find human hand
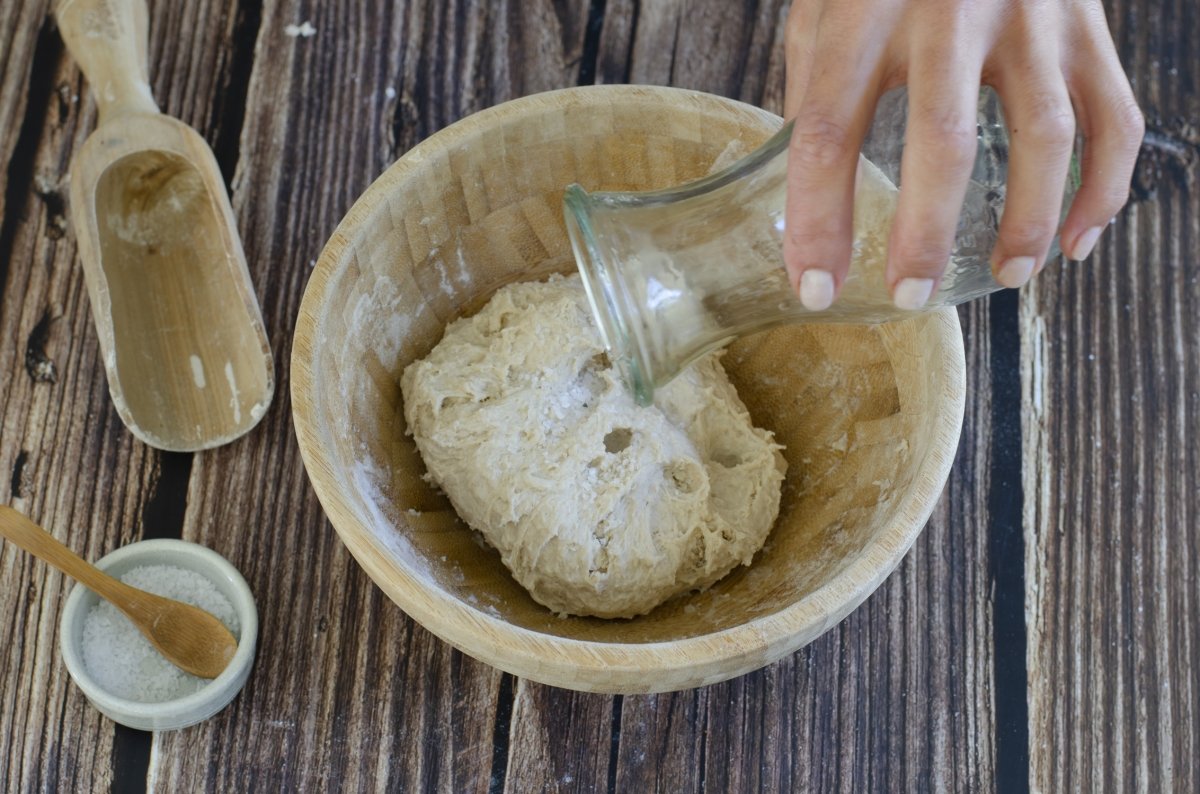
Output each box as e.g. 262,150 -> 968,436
782,0 -> 1144,311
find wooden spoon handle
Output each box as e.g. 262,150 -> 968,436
0,506 -> 135,606
56,0 -> 159,123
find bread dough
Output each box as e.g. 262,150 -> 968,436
401,275 -> 785,618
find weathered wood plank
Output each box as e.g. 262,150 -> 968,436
503,681 -> 617,792
596,0 -> 789,108
1022,1 -> 1200,790
391,0 -> 594,156
0,0 -> 258,789
1,0 -> 1192,791
590,4 -> 999,792
603,299 -> 998,794
149,0 -> 592,789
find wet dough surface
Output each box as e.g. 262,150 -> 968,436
401,276 -> 785,618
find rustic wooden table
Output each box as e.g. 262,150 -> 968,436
1,1 -> 1196,791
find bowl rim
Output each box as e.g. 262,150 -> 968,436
58,538 -> 259,728
291,84 -> 967,693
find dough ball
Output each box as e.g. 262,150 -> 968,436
401,275 -> 786,618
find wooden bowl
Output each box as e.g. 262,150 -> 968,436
292,86 -> 966,693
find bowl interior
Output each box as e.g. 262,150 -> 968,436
300,87 -> 961,647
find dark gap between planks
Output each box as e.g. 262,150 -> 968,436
576,0 -> 608,86
487,673 -> 516,794
987,288 -> 1032,794
110,727 -> 151,794
0,16 -> 61,313
138,452 -> 193,541
9,450 -> 30,498
210,0 -> 265,190
605,695 -> 623,794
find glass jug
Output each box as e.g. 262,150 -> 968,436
564,88 -> 1079,406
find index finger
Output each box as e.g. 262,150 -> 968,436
783,30 -> 890,309
886,41 -> 984,308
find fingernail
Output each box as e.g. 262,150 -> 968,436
893,278 -> 935,311
1068,226 -> 1102,261
799,269 -> 835,311
995,256 -> 1036,288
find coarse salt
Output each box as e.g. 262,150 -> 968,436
81,565 -> 240,703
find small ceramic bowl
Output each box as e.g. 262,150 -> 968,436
59,539 -> 258,731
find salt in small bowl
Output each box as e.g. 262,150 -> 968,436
59,539 -> 257,731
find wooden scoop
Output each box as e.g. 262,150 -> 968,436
0,506 -> 236,679
58,0 -> 273,451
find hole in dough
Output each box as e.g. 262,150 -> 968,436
437,395 -> 470,411
712,451 -> 744,468
603,427 -> 633,453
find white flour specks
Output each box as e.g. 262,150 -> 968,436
189,355 -> 206,388
250,400 -> 268,423
347,275 -> 421,371
284,21 -> 316,37
1030,314 -> 1046,416
433,258 -> 455,296
224,361 -> 242,424
351,459 -> 431,578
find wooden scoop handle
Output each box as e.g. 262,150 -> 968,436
0,506 -> 141,613
57,0 -> 159,123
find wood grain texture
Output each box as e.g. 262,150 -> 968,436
0,4 -> 161,791
504,681 -> 617,791
151,0 -> 592,789
1022,0 -> 1200,791
0,0 -> 57,225
499,3 -> 996,789
0,0 -> 1194,790
598,298 -> 998,794
0,0 -> 995,790
596,0 -> 789,104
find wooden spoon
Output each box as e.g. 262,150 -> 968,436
57,0 -> 273,452
0,506 -> 236,679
